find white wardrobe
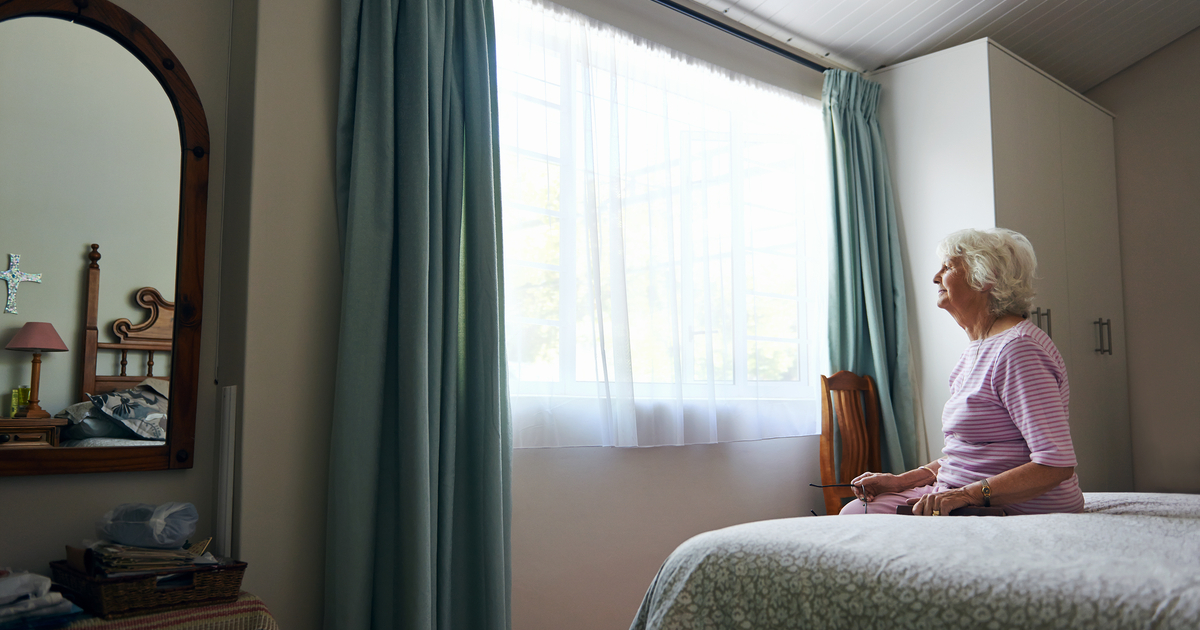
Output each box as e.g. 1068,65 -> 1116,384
870,39 -> 1133,491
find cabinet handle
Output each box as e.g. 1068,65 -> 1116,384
1094,318 -> 1113,355
1033,307 -> 1053,339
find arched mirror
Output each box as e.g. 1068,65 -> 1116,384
0,0 -> 207,475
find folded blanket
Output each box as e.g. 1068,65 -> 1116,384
0,573 -> 49,607
0,592 -> 63,620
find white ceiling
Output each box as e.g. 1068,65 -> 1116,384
685,0 -> 1200,92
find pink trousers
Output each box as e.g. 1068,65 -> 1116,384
838,484 -> 937,515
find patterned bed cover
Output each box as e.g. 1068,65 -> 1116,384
630,493 -> 1200,629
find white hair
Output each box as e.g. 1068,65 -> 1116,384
936,228 -> 1038,317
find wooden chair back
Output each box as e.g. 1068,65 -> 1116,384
819,371 -> 882,515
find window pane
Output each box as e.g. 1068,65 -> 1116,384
504,209 -> 560,266
749,340 -> 799,381
574,247 -> 609,383
692,328 -> 733,383
745,206 -> 796,251
509,265 -> 559,320
748,250 -> 798,297
626,263 -> 678,384
516,101 -> 560,158
508,323 -> 560,382
503,154 -> 560,212
575,319 -> 599,382
748,295 -> 799,339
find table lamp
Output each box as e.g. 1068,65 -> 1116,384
6,322 -> 68,419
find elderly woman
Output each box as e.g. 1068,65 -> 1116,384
842,228 -> 1083,516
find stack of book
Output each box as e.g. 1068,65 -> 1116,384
69,538 -> 211,577
91,544 -> 197,575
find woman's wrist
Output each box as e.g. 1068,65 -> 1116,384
962,482 -> 986,506
899,466 -> 936,489
918,465 -> 938,482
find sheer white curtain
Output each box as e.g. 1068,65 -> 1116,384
496,0 -> 829,447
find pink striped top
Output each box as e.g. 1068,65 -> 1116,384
937,319 -> 1084,514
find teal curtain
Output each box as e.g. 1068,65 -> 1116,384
823,69 -> 917,474
325,0 -> 511,629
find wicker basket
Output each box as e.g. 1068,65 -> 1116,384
50,560 -> 247,619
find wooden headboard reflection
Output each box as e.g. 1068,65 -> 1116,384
81,244 -> 174,399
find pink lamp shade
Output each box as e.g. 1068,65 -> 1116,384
6,322 -> 68,353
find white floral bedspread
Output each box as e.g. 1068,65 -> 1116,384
630,493 -> 1200,630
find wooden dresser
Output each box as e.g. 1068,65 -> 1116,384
0,417 -> 66,448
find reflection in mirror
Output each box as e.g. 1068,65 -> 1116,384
0,17 -> 179,444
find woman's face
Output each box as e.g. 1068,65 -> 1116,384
934,256 -> 987,316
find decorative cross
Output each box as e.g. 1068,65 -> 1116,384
0,254 -> 42,314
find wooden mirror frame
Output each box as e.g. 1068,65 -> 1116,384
0,0 -> 207,475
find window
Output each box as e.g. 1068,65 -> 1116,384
497,0 -> 829,447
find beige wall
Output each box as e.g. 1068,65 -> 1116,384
221,1 -> 340,630
1085,28 -> 1200,493
0,0 -> 230,576
514,438 -> 824,630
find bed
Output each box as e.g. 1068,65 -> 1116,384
630,493 -> 1200,629
58,244 -> 173,447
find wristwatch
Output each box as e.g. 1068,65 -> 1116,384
981,478 -> 992,507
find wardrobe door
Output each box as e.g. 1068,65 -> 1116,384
1058,90 -> 1134,491
987,47 -> 1073,353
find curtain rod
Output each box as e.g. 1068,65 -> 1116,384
649,0 -> 829,73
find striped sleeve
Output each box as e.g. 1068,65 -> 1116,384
990,337 -> 1077,468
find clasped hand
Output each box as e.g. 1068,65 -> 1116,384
849,471 -> 978,516
906,487 -> 975,516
